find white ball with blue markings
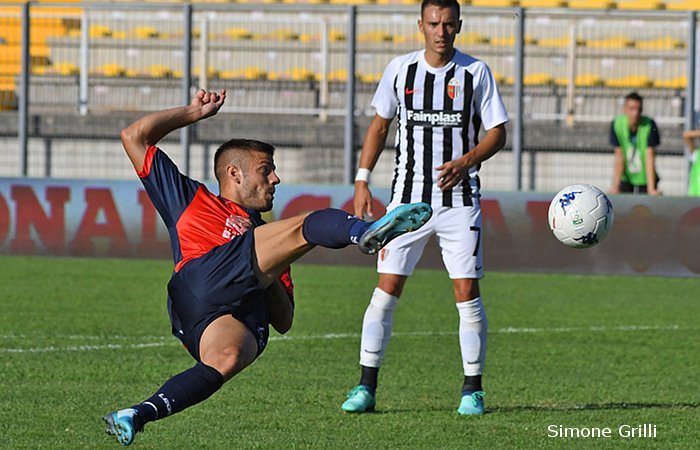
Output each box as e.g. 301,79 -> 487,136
548,184 -> 614,248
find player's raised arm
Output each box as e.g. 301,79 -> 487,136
354,114 -> 393,218
120,89 -> 226,172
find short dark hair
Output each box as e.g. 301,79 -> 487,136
421,0 -> 461,17
214,138 -> 275,182
625,92 -> 643,105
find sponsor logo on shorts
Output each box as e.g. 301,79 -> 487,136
406,109 -> 465,128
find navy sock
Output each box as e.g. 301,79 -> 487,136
133,362 -> 224,423
359,365 -> 379,394
302,208 -> 370,249
462,375 -> 483,394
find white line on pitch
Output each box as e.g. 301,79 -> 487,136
0,324 -> 690,354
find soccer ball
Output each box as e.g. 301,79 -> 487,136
548,184 -> 614,248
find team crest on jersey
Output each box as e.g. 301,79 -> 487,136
447,77 -> 461,100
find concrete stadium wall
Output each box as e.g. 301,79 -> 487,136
0,178 -> 699,277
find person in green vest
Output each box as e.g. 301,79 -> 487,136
609,92 -> 661,195
682,129 -> 700,196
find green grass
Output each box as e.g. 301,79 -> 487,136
0,255 -> 698,449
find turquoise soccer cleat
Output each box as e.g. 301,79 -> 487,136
457,391 -> 485,416
341,385 -> 376,413
358,202 -> 433,255
103,408 -> 143,446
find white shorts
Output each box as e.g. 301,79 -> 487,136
377,200 -> 484,279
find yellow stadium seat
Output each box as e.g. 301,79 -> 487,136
329,29 -> 346,42
0,64 -> 22,75
605,75 -> 653,88
268,29 -> 300,41
636,36 -> 684,50
89,24 -> 112,39
454,31 -> 490,45
665,1 -> 700,11
616,0 -> 664,8
93,63 -> 126,77
490,34 -> 537,46
471,0 -> 520,6
520,0 -> 568,6
192,66 -> 221,79
52,62 -> 79,76
537,36 -> 586,47
358,31 -> 394,43
220,66 -> 268,80
146,65 -> 173,78
586,36 -> 634,49
328,69 -> 348,82
359,72 -> 382,83
132,26 -> 161,39
223,27 -> 255,40
492,71 -> 507,85
654,76 -> 686,89
524,72 -> 554,86
569,0 -> 616,7
555,73 -> 604,87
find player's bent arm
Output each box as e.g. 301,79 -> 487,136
121,89 -> 226,173
610,147 -> 624,193
646,147 -> 660,195
354,114 -> 393,217
436,123 -> 506,190
264,281 -> 294,334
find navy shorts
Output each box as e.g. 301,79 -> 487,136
166,231 -> 270,361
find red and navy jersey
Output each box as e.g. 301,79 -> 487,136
138,145 -> 293,299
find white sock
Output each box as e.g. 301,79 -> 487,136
456,297 -> 488,376
359,288 -> 399,368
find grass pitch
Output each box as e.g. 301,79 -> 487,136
0,255 -> 698,449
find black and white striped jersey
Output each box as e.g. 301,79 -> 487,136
372,49 -> 508,207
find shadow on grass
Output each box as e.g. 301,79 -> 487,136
489,402 -> 699,414
359,402 -> 698,415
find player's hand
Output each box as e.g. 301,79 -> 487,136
436,157 -> 468,190
354,181 -> 374,219
191,88 -> 226,119
648,188 -> 662,196
609,185 -> 620,195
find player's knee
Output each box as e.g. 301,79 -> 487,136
377,276 -> 406,298
454,279 -> 480,302
203,346 -> 248,380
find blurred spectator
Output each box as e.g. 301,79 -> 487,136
609,92 -> 661,195
682,129 -> 700,197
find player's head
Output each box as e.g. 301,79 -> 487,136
214,138 -> 280,212
623,92 -> 643,128
419,0 -> 462,58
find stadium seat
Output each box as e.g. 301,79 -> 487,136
470,0 -> 520,6
283,67 -> 316,81
555,73 -> 604,87
665,1 -> 700,11
586,36 -> 634,48
523,72 -> 554,85
92,63 -> 127,77
358,31 -> 394,43
146,65 -> 173,78
89,24 -> 113,39
490,34 -> 538,46
223,27 -> 255,40
51,62 -> 79,76
520,0 -> 569,7
267,29 -> 300,41
220,66 -> 268,80
542,36 -> 587,47
653,76 -> 686,89
605,74 -> 653,88
454,31 -> 490,45
132,26 -> 161,40
568,0 -> 616,7
616,0 -> 664,8
636,36 -> 685,50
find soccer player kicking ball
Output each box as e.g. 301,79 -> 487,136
341,0 -> 508,416
102,88 -> 432,446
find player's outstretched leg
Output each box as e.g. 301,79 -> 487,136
358,203 -> 432,255
253,203 -> 432,287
